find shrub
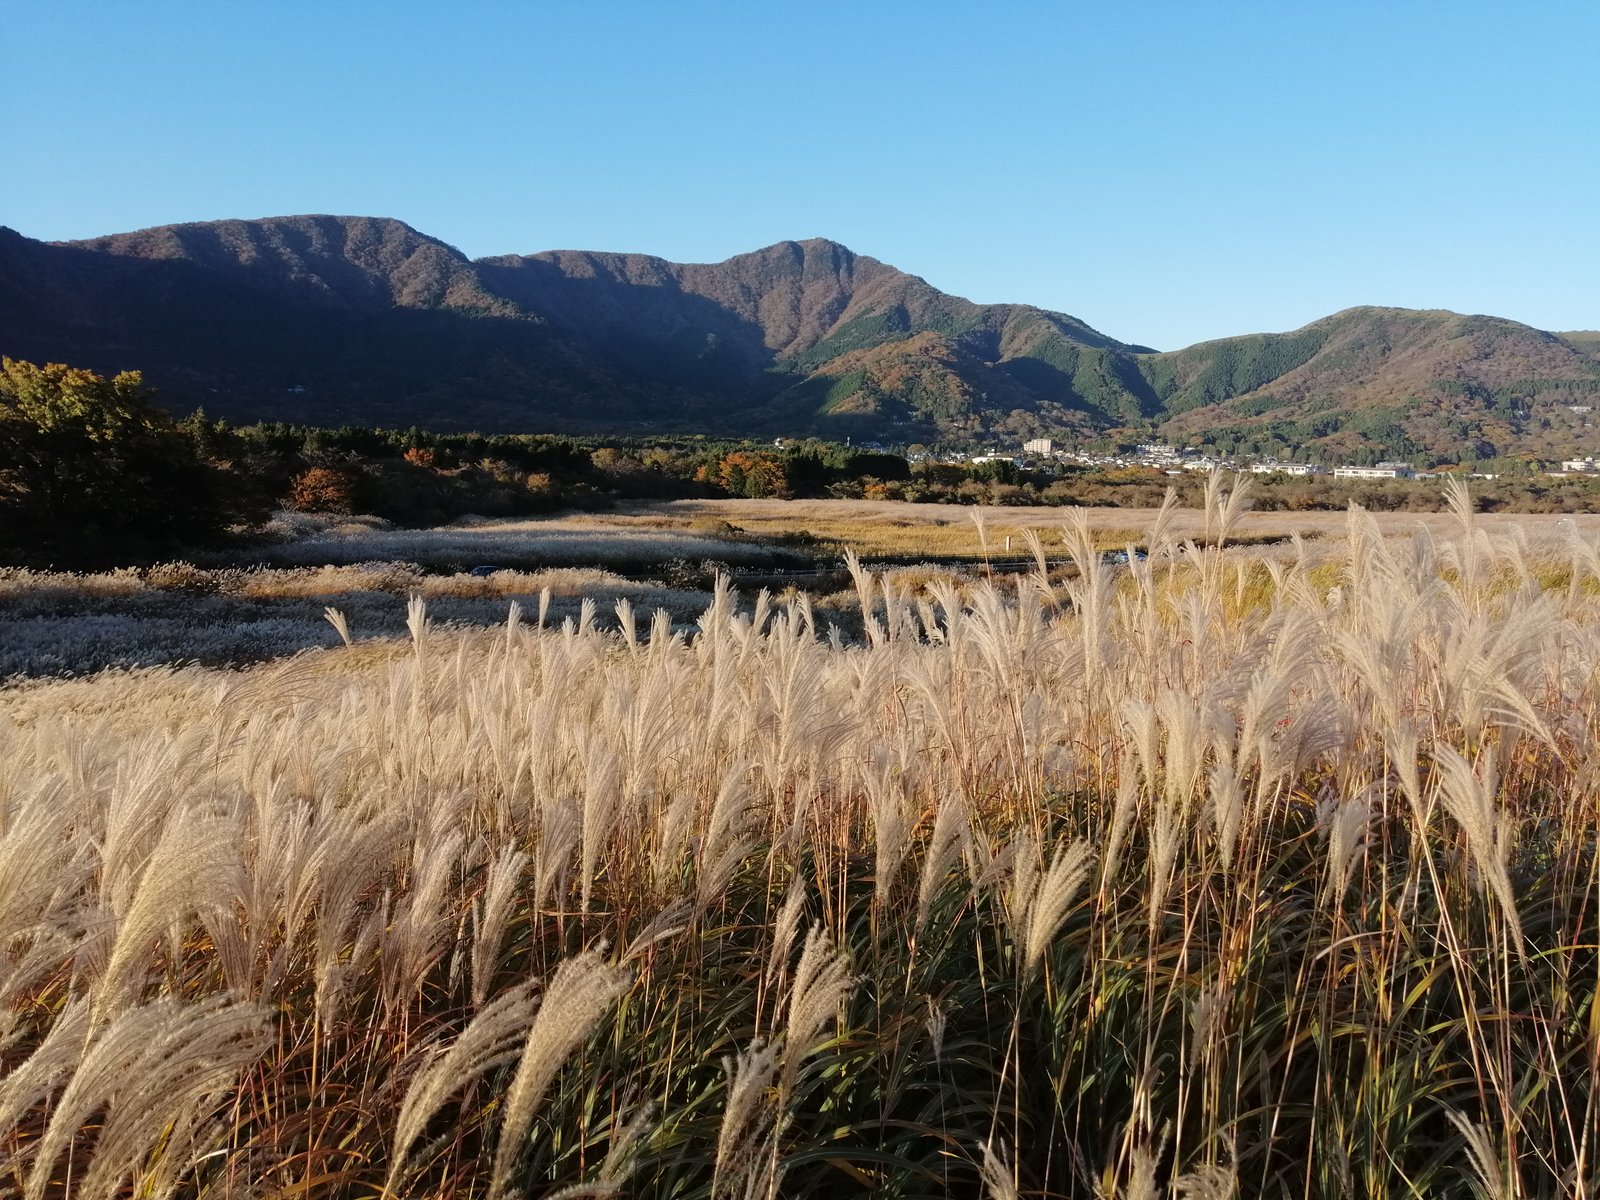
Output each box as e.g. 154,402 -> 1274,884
287,465 -> 362,513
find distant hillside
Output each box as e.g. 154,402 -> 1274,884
472,237 -> 1159,438
1145,308 -> 1600,462
2,215 -> 1596,460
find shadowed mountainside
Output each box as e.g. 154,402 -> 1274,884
2,215 -> 1596,453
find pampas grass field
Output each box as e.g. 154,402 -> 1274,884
3,480 -> 1600,1197
0,562 -> 714,679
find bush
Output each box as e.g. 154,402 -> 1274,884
287,466 -> 363,513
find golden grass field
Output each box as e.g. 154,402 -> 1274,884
14,489 -> 1576,679
630,494 -> 1600,555
4,482 -> 1600,1196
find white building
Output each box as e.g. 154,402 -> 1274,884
1333,462 -> 1415,479
1561,457 -> 1599,473
1023,437 -> 1054,455
1250,460 -> 1326,476
1136,443 -> 1182,462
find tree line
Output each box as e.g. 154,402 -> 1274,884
7,357 -> 1600,568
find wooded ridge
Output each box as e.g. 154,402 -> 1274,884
3,215 -> 1595,458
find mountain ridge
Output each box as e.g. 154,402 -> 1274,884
3,215 -> 1597,461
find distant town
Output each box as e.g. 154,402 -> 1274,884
873,436 -> 1600,482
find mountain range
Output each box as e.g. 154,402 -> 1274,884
2,214 -> 1597,460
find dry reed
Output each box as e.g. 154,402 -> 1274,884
2,485 -> 1599,1195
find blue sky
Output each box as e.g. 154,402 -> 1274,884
3,1 -> 1596,349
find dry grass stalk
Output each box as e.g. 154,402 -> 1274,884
3,495 -> 1599,1195
491,949 -> 633,1199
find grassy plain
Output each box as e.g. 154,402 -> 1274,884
7,495 -> 1600,678
3,483 -> 1600,1196
641,495 -> 1600,556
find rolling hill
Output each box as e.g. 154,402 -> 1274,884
2,215 -> 1596,460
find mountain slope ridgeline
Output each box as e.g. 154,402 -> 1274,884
1,215 -> 1596,458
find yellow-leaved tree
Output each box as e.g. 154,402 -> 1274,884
0,358 -> 261,564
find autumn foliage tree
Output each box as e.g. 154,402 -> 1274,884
715,451 -> 789,498
0,358 -> 262,563
287,465 -> 362,513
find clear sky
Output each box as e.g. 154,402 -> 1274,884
3,1 -> 1597,350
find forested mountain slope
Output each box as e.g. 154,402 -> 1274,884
2,216 -> 1595,457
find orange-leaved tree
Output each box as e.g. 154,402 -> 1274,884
716,451 -> 789,499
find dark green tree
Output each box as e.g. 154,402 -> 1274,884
0,358 -> 263,563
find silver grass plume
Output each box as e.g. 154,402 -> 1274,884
765,869 -> 808,988
1023,526 -> 1051,594
0,783 -> 84,946
1434,745 -> 1526,957
697,765 -> 760,914
778,926 -> 853,1102
505,598 -> 523,652
1146,486 -> 1181,560
711,1038 -> 782,1199
649,605 -> 675,657
0,926 -> 84,1051
541,1098 -> 657,1200
980,1139 -> 1021,1200
1202,469 -> 1227,546
1097,1144 -> 1163,1200
406,592 -> 428,651
381,825 -> 465,1015
313,810 -> 404,1026
1203,469 -> 1254,549
388,982 -> 540,1195
1322,792 -> 1370,908
1128,1145 -> 1162,1200
1173,1162 -> 1238,1199
622,901 -> 691,963
1386,718 -> 1424,820
1446,1110 -> 1515,1200
1148,800 -> 1182,934
1121,698 -> 1162,796
969,505 -> 991,564
865,751 -> 913,912
76,1006 -> 262,1200
915,790 -> 969,935
844,548 -> 883,647
579,741 -> 622,913
652,785 -> 697,896
615,596 -> 638,651
925,994 -> 948,1064
1208,762 -> 1244,865
1444,477 -> 1483,595
1022,840 -> 1094,978
1005,830 -> 1040,947
491,948 -> 634,1200
0,997 -> 92,1139
1156,690 -> 1207,813
94,814 -> 243,1021
1100,768 -> 1141,899
472,847 -> 529,1009
24,996 -> 268,1200
323,605 -> 352,646
534,793 -> 581,913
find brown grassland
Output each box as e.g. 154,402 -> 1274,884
3,481 -> 1600,1197
635,495 -> 1600,558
